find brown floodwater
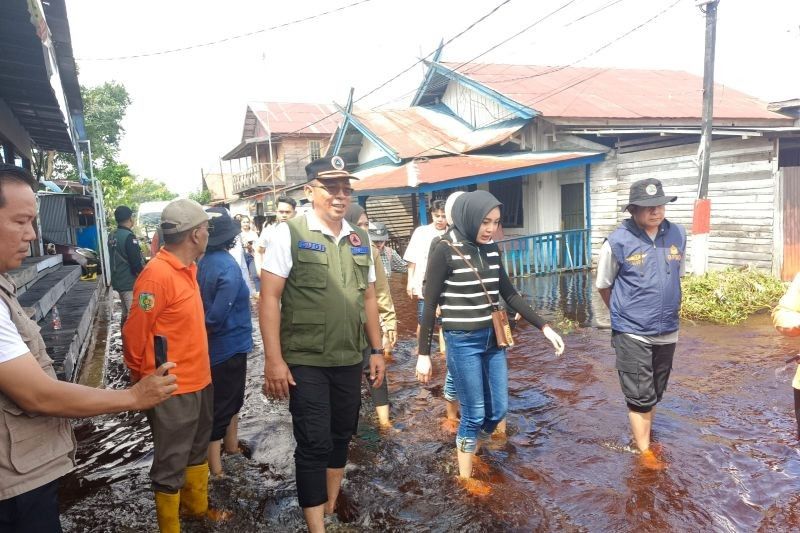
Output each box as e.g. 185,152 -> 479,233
60,273 -> 800,532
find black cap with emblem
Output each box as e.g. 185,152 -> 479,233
305,156 -> 359,182
623,178 -> 677,212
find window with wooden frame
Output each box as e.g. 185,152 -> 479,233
489,178 -> 524,228
308,140 -> 322,161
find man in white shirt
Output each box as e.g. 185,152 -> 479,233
259,156 -> 384,533
255,196 -> 296,273
404,200 -> 448,352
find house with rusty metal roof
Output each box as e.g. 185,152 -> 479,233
330,53 -> 800,278
221,102 -> 340,219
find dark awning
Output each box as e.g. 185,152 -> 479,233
0,0 -> 83,153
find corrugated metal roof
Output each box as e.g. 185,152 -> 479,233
442,62 -> 789,123
350,105 -> 526,159
352,151 -> 600,193
249,102 -> 340,135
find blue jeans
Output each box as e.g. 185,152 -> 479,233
445,327 -> 508,453
443,369 -> 457,402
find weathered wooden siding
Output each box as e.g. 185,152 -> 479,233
610,137 -> 776,271
279,137 -> 330,185
442,81 -> 509,129
365,195 -> 415,254
781,166 -> 800,280
551,135 -> 618,262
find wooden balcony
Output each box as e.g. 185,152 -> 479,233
232,163 -> 284,195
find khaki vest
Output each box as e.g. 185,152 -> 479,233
280,216 -> 370,367
0,274 -> 75,500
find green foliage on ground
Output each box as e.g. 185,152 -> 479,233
680,267 -> 786,325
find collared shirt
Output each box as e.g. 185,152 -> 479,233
263,211 -> 376,282
404,223 -> 445,297
123,249 -> 211,394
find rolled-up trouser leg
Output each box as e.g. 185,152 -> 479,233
289,365 -> 332,508
329,363 -> 363,467
289,363 -> 361,507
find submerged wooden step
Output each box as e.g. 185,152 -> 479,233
39,279 -> 102,381
18,264 -> 81,323
7,255 -> 63,296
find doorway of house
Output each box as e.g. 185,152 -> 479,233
561,183 -> 584,230
560,183 -> 585,268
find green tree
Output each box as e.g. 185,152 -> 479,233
188,188 -> 212,205
35,82 -> 132,182
102,168 -> 176,227
31,81 -> 177,226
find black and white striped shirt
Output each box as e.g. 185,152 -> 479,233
418,230 -> 547,356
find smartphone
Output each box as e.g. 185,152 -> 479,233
154,335 -> 168,373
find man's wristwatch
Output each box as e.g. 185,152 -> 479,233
370,348 -> 383,355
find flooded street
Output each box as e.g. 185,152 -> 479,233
61,273 -> 800,532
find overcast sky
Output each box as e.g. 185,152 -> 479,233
66,0 -> 800,196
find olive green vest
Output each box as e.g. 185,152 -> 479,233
0,274 -> 75,500
280,216 -> 371,367
109,226 -> 139,292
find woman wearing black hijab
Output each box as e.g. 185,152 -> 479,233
415,191 -> 565,489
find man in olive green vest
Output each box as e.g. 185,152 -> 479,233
259,156 -> 385,533
0,164 -> 176,532
109,205 -> 145,323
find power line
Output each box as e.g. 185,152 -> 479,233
355,0 -> 514,103
372,0 -> 629,109
226,0 -> 516,171
400,0 -> 684,160
77,0 -> 377,61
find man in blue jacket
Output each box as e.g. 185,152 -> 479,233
596,178 -> 686,470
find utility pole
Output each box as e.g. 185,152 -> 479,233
691,0 -> 719,276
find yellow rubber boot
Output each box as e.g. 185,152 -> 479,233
154,491 -> 181,533
180,462 -> 209,518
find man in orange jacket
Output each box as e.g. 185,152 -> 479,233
123,199 -> 224,532
772,273 -> 800,438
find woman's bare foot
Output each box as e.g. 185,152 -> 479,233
458,477 -> 492,496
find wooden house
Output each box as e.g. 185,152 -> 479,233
337,57 -> 799,277
222,102 -> 340,218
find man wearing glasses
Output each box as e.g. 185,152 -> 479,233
259,156 -> 385,532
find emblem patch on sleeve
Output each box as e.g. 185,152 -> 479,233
139,293 -> 155,312
348,232 -> 362,246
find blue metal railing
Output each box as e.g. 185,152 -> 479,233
497,229 -> 590,277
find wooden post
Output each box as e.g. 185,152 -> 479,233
692,0 -> 718,275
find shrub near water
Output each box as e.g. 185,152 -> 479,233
680,267 -> 786,325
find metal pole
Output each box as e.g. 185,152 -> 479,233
84,140 -> 111,286
691,0 -> 719,276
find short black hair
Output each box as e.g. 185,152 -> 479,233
0,164 -> 38,208
206,236 -> 237,252
431,200 -> 446,213
276,196 -> 296,209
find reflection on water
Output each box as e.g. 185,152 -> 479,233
62,272 -> 800,531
